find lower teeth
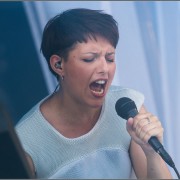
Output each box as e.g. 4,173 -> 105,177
91,88 -> 104,95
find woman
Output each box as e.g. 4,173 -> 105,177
16,8 -> 172,179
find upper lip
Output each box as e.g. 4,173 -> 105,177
89,79 -> 108,92
90,78 -> 108,84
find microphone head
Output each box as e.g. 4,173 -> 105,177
115,97 -> 137,120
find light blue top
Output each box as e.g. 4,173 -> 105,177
16,85 -> 144,179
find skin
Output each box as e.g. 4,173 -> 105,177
128,106 -> 172,178
27,36 -> 172,179
43,36 -> 116,138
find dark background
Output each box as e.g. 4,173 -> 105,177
0,2 -> 48,125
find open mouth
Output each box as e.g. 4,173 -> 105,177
89,79 -> 107,97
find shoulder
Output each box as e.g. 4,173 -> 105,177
107,85 -> 145,111
108,85 -> 144,99
16,95 -> 50,130
16,103 -> 40,131
15,95 -> 50,143
15,102 -> 42,150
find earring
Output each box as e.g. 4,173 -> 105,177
61,75 -> 64,81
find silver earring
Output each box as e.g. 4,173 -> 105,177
61,75 -> 64,81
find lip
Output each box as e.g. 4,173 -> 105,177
89,78 -> 108,98
90,78 -> 108,85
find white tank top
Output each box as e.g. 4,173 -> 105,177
16,85 -> 144,179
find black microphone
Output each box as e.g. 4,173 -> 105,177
115,97 -> 175,168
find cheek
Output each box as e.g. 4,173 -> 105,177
66,65 -> 91,84
110,64 -> 116,78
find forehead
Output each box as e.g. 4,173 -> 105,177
71,36 -> 115,54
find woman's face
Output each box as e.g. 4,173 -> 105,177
62,36 -> 116,108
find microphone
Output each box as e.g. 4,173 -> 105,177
115,97 -> 175,168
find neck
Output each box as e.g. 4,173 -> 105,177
55,90 -> 102,126
43,90 -> 102,138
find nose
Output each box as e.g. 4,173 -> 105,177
97,58 -> 108,74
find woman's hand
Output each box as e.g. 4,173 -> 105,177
126,112 -> 164,154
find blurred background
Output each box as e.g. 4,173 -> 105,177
0,1 -> 179,178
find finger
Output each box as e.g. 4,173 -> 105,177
143,127 -> 164,144
132,113 -> 152,130
126,118 -> 144,145
126,117 -> 134,134
133,114 -> 158,131
136,119 -> 151,137
136,120 -> 161,139
140,123 -> 164,143
134,116 -> 152,135
136,116 -> 158,136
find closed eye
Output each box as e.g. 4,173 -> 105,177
105,52 -> 115,63
82,58 -> 95,63
106,59 -> 114,62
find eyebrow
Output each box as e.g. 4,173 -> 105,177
82,52 -> 98,55
82,51 -> 115,55
106,52 -> 115,56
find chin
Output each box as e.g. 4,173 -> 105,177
89,99 -> 104,109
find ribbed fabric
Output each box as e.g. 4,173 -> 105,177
16,85 -> 144,179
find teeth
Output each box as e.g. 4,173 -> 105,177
91,88 -> 104,95
95,80 -> 106,84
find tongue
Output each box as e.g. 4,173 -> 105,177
90,82 -> 102,92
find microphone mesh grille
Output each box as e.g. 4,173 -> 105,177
115,97 -> 137,119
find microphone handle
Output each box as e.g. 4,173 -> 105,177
148,137 -> 174,167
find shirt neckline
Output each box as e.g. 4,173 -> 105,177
36,94 -> 106,142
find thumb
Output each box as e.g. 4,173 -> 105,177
126,117 -> 134,135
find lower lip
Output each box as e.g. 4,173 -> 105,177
90,88 -> 105,98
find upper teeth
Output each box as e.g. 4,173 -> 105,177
95,80 -> 106,84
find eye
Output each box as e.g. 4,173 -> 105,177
82,58 -> 95,63
105,53 -> 115,63
106,58 -> 114,62
106,56 -> 115,63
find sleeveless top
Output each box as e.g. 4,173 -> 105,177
15,85 -> 144,179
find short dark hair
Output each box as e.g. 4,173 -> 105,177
41,8 -> 119,78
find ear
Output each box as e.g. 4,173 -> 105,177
50,55 -> 64,76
